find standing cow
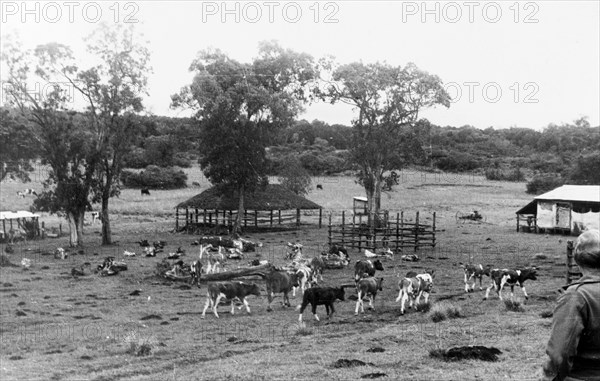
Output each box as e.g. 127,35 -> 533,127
265,270 -> 299,311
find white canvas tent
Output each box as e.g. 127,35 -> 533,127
516,185 -> 600,234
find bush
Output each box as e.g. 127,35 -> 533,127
485,167 -> 525,182
526,175 -> 564,194
121,165 -> 188,189
123,147 -> 150,169
278,157 -> 312,196
504,299 -> 525,312
434,152 -> 480,172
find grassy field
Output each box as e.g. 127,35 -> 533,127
0,168 -> 571,380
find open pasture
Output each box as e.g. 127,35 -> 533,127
0,171 -> 570,380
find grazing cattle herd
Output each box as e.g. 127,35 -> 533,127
170,238 -> 541,322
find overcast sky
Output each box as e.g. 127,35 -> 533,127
2,0 -> 599,129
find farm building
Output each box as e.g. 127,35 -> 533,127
0,210 -> 41,242
175,184 -> 323,232
516,185 -> 600,234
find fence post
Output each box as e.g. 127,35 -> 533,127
255,210 -> 259,228
328,213 -> 332,247
400,211 -> 404,249
414,211 -> 419,252
432,212 -> 436,248
395,213 -> 400,253
186,208 -> 190,234
319,208 -> 322,229
244,210 -> 247,228
203,209 -> 206,225
278,210 -> 282,225
270,210 -> 273,228
175,208 -> 179,232
341,211 -> 345,246
566,240 -> 580,285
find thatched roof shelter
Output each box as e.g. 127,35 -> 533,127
175,184 -> 323,232
177,184 -> 321,210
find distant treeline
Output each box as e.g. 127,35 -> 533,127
120,115 -> 599,185
4,107 -> 598,190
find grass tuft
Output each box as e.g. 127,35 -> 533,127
123,330 -> 158,356
416,300 -> 431,313
428,301 -> 462,322
504,298 -> 525,312
294,322 -> 313,336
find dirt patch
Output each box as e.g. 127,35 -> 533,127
332,359 -> 374,368
361,372 -> 387,379
141,314 -> 163,320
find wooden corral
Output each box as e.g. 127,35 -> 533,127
328,211 -> 436,252
175,184 -> 323,233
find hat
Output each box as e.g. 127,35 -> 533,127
574,229 -> 600,269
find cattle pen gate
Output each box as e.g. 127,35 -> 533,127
327,211 -> 436,252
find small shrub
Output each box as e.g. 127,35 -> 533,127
123,330 -> 157,356
485,167 -> 525,182
504,298 -> 525,312
294,322 -> 313,336
416,300 -> 431,313
428,301 -> 462,322
429,310 -> 446,323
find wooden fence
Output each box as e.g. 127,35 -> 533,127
328,211 -> 436,252
176,208 -> 323,233
566,240 -> 582,285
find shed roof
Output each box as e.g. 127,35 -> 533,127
534,185 -> 600,203
0,211 -> 40,220
176,184 -> 322,211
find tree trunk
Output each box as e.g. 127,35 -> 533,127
233,184 -> 245,235
101,192 -> 111,245
67,210 -> 84,247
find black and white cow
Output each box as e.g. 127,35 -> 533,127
297,286 -> 346,322
265,270 -> 299,311
396,270 -> 435,315
355,277 -> 384,315
285,242 -> 303,261
484,267 -> 538,300
293,264 -> 315,296
461,264 -> 493,292
16,189 -> 37,198
201,281 -> 261,319
354,259 -> 384,282
190,260 -> 203,285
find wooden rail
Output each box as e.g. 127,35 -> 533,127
328,211 -> 436,252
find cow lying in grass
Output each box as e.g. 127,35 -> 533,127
297,286 -> 347,322
461,264 -> 493,292
484,267 -> 538,301
201,281 -> 261,319
355,277 -> 384,315
396,270 -> 435,315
